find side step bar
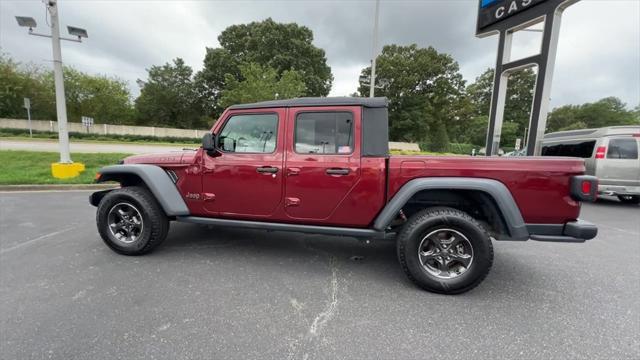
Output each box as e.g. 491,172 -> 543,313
175,216 -> 387,239
528,235 -> 587,243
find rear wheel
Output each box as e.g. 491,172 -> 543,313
396,207 -> 493,294
96,186 -> 169,255
618,195 -> 640,204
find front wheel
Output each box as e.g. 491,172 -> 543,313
618,195 -> 640,204
96,186 -> 169,255
396,207 -> 494,294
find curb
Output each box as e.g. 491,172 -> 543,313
0,184 -> 119,192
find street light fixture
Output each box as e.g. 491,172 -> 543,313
15,0 -> 88,179
15,16 -> 37,29
67,26 -> 88,40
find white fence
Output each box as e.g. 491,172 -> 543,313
0,118 -> 421,151
0,118 -> 209,139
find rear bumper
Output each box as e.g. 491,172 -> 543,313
527,219 -> 598,243
598,184 -> 640,196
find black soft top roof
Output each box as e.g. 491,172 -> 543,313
228,97 -> 388,110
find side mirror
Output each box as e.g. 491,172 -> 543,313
202,133 -> 222,157
202,133 -> 215,151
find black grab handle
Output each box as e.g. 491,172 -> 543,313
256,166 -> 279,174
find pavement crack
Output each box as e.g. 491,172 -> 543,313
309,257 -> 339,336
288,255 -> 341,360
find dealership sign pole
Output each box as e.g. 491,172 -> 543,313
476,0 -> 579,156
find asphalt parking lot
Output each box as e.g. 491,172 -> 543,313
1,191 -> 638,360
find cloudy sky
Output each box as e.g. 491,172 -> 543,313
1,0 -> 639,110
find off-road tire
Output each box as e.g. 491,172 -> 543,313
96,186 -> 169,255
396,207 -> 493,294
618,195 -> 640,204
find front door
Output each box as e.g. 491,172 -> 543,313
284,107 -> 361,221
202,110 -> 285,218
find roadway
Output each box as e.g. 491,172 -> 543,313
0,192 -> 638,359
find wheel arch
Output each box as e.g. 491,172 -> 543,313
374,178 -> 529,240
92,164 -> 189,216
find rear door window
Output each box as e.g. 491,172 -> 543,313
295,112 -> 354,154
607,138 -> 638,159
541,140 -> 596,158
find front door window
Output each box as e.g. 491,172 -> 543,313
218,114 -> 278,153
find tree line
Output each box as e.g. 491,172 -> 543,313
1,18 -> 637,150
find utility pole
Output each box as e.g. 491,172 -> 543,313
49,0 -> 71,163
369,0 -> 380,98
16,0 -> 88,178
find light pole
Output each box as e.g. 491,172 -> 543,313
16,0 -> 88,178
369,0 -> 380,98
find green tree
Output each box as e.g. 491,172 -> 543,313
500,121 -> 519,149
194,48 -> 240,118
460,115 -> 489,147
1,53 -> 133,123
195,18 -> 332,118
219,63 -> 306,109
59,67 -> 134,124
429,122 -> 450,152
357,44 -> 467,144
0,54 -> 55,120
135,58 -> 206,129
466,68 -> 536,146
547,97 -> 639,132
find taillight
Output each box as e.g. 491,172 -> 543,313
571,175 -> 598,202
595,146 -> 606,159
581,180 -> 591,195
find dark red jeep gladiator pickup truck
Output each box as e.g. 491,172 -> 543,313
90,97 -> 598,294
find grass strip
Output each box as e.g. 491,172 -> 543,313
0,150 -> 130,185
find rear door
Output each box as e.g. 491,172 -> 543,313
283,107 -> 361,220
598,137 -> 640,186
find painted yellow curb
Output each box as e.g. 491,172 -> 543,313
51,162 -> 86,179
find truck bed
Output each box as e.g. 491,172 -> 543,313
387,155 -> 585,224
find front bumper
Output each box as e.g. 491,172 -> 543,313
528,219 -> 598,243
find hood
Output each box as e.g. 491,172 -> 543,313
123,150 -> 197,165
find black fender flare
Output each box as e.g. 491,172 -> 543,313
373,177 -> 529,240
93,164 -> 190,216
